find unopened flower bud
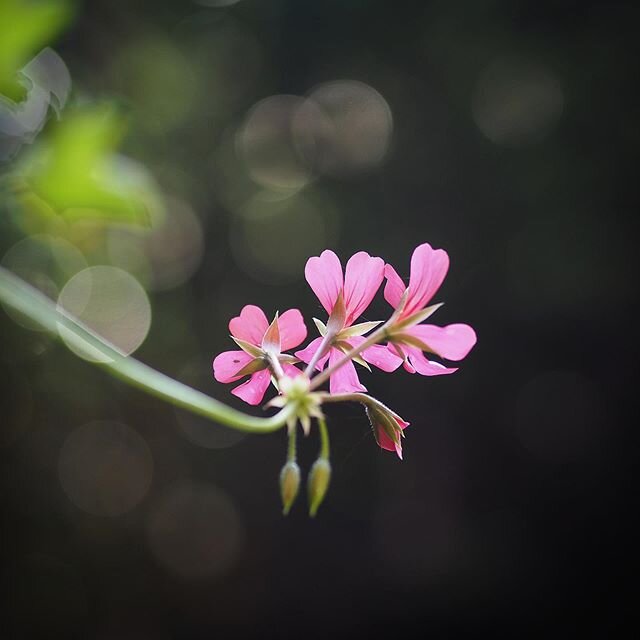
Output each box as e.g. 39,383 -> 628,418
307,458 -> 331,517
280,461 -> 301,515
365,403 -> 409,460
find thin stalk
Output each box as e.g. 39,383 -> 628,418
319,391 -> 393,414
287,423 -> 297,462
317,417 -> 330,459
0,266 -> 292,434
266,351 -> 285,381
303,331 -> 334,377
309,324 -> 390,391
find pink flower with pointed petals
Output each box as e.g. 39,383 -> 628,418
384,243 -> 477,375
213,305 -> 306,405
295,250 -> 402,394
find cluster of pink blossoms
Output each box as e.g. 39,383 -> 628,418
213,243 -> 476,462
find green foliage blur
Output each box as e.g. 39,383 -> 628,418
15,104 -> 156,227
1,0 -> 159,236
0,0 -> 73,100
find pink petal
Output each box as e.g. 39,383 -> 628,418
406,323 -> 477,361
347,336 -> 403,372
405,346 -> 458,376
231,368 -> 272,405
229,305 -> 269,346
305,250 -> 344,315
376,417 -> 409,458
282,363 -> 303,378
402,358 -> 416,373
213,350 -> 254,383
278,309 -> 307,351
387,343 -> 415,373
405,243 -> 449,316
343,252 -> 385,325
383,263 -> 406,309
328,347 -> 367,394
294,337 -> 330,372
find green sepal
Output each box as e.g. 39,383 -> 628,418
230,336 -> 263,358
389,332 -> 436,354
393,303 -> 443,330
337,320 -> 382,338
234,357 -> 268,378
313,317 -> 328,336
352,355 -> 371,372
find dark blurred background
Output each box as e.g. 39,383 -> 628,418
1,0 -> 637,637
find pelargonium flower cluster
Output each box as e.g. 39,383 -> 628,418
213,243 -> 476,515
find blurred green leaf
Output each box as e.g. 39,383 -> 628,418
15,104 -> 156,226
0,0 -> 74,100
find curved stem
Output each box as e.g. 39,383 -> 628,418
318,391 -> 392,413
0,266 -> 293,434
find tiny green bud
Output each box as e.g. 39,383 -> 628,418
280,461 -> 301,515
307,458 -> 331,517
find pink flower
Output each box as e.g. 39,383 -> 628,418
384,243 -> 477,375
295,250 -> 402,394
213,305 -> 306,405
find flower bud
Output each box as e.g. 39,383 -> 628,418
279,461 -> 301,515
307,458 -> 331,517
365,403 -> 409,460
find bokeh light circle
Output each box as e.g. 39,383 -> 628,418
174,360 -> 246,449
230,190 -> 339,284
238,94 -> 315,191
147,482 -> 244,580
107,196 -> 204,291
472,59 -> 564,146
110,35 -> 198,133
56,266 -> 152,362
299,79 -> 394,175
1,234 -> 87,331
58,421 -> 153,517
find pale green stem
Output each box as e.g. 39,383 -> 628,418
287,423 -> 297,462
303,330 -> 334,377
318,391 -> 394,414
308,292 -> 411,391
265,351 -> 285,381
0,266 -> 293,434
309,323 -> 390,391
317,416 -> 330,459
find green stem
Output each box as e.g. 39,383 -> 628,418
287,423 -> 297,462
309,324 -> 390,391
318,391 -> 398,416
317,416 -> 330,459
0,266 -> 293,434
304,330 -> 334,377
266,351 -> 285,381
